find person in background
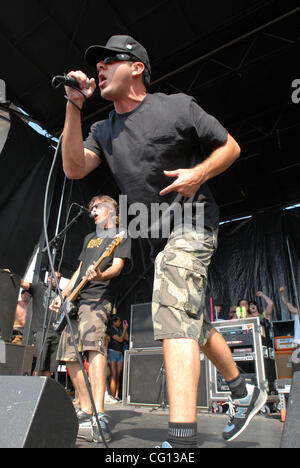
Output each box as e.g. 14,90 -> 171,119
249,291 -> 274,321
213,300 -> 227,321
12,289 -> 31,344
107,315 -> 129,401
280,286 -> 300,346
229,306 -> 238,321
248,297 -> 273,346
21,272 -> 62,377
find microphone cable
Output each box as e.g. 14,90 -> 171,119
42,135 -> 109,448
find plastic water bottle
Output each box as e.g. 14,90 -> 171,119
242,306 -> 247,319
236,307 -> 242,319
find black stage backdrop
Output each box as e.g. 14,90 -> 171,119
0,112 -> 54,278
207,208 -> 300,321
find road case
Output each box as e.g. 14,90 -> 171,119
209,318 -> 276,402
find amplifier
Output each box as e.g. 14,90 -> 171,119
275,336 -> 296,352
0,343 -> 34,376
231,352 -> 254,362
275,352 -> 293,380
123,348 -> 209,410
130,302 -> 161,349
216,323 -> 255,347
0,270 -> 20,342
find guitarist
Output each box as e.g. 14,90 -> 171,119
51,195 -> 131,444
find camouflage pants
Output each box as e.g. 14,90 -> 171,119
152,227 -> 218,346
57,298 -> 112,362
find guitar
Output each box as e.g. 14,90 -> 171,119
53,231 -> 125,333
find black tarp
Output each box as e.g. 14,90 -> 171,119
207,208 -> 300,320
0,112 -> 54,277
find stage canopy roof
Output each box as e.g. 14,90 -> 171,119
1,0 -> 300,222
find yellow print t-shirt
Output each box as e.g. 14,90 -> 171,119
87,238 -> 104,249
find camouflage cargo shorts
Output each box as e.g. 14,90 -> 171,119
152,227 -> 218,346
57,298 -> 112,362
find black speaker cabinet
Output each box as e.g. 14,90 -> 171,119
0,269 -> 20,342
123,348 -> 209,410
0,343 -> 34,376
0,377 -> 78,448
130,302 -> 161,349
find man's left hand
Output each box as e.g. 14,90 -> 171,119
86,262 -> 103,282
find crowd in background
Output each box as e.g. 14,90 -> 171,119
213,286 -> 300,345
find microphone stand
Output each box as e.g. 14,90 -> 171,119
151,362 -> 168,412
42,207 -> 88,254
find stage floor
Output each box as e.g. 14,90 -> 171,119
76,403 -> 283,449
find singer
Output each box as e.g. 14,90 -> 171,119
50,194 -> 131,444
60,35 -> 267,447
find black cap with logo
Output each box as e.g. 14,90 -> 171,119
85,35 -> 151,75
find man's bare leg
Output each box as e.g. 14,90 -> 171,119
163,338 -> 200,423
89,351 -> 107,414
67,361 -> 92,414
200,328 -> 239,381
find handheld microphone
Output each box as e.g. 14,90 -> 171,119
74,203 -> 94,218
52,75 -> 90,90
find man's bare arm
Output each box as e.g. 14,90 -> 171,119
160,134 -> 240,197
61,70 -> 101,179
280,286 -> 299,315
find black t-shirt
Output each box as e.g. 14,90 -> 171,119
27,282 -> 58,332
75,228 -> 131,301
84,93 -> 228,239
107,325 -> 124,353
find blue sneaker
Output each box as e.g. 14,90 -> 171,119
156,441 -> 172,448
92,414 -> 112,443
223,384 -> 268,442
76,409 -> 92,422
77,413 -> 111,443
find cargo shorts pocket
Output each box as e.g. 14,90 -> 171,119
158,253 -> 206,318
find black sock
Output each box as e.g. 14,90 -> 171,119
226,374 -> 247,400
168,422 -> 198,448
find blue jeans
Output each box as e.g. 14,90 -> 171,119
108,348 -> 124,363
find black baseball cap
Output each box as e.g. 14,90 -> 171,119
84,35 -> 151,75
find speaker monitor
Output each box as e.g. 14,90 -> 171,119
0,270 -> 20,342
123,349 -> 209,409
130,302 -> 161,349
0,377 -> 78,448
0,343 -> 34,376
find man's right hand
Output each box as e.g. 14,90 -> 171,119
50,295 -> 62,314
65,70 -> 97,109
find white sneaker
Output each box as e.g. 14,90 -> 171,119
104,392 -> 119,404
